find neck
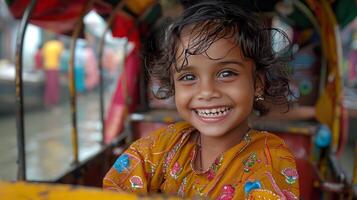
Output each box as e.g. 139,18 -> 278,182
198,121 -> 250,170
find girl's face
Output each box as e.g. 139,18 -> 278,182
174,36 -> 257,138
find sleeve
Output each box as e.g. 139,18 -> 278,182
259,139 -> 300,200
102,147 -> 149,194
244,135 -> 300,200
103,124 -> 179,194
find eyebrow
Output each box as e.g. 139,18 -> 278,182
175,59 -> 246,74
216,60 -> 245,68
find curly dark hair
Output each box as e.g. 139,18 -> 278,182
145,0 -> 293,115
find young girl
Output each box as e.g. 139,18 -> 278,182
103,1 -> 299,199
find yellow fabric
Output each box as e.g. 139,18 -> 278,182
103,122 -> 299,199
42,40 -> 64,70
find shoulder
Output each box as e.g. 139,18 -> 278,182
249,130 -> 296,165
249,130 -> 294,158
250,130 -> 286,147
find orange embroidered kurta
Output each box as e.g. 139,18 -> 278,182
103,122 -> 299,199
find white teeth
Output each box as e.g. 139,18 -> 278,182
195,107 -> 231,117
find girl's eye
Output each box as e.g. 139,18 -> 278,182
178,74 -> 196,81
217,70 -> 237,78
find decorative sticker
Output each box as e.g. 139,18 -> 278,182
114,154 -> 130,173
218,185 -> 235,200
170,161 -> 183,179
130,176 -> 143,189
281,168 -> 298,184
244,180 -> 262,195
243,152 -> 259,173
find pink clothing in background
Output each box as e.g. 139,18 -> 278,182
84,47 -> 99,91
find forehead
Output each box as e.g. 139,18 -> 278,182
177,33 -> 245,62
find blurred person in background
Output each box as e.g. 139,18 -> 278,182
84,44 -> 99,92
42,36 -> 63,107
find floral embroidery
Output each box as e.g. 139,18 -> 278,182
162,131 -> 190,176
170,161 -> 182,179
244,180 -> 262,195
212,155 -> 224,171
178,177 -> 188,197
281,168 -> 298,184
243,152 -> 258,173
193,179 -> 206,197
145,162 -> 156,179
282,189 -> 299,200
130,176 -> 143,189
206,170 -> 215,180
163,143 -> 179,175
144,158 -> 156,178
206,155 -> 224,180
114,154 -> 130,173
218,185 -> 235,200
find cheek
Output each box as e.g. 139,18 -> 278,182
174,84 -> 187,107
224,80 -> 255,104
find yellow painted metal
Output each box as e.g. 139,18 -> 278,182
0,181 -> 137,200
68,0 -> 94,164
353,142 -> 357,185
98,0 -> 126,145
0,181 -> 183,200
309,0 -> 344,152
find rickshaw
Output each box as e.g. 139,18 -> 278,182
1,0 -> 357,199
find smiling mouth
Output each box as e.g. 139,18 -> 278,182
194,107 -> 232,118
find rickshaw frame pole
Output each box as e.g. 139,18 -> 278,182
98,0 -> 126,145
69,0 -> 94,165
14,0 -> 38,181
353,141 -> 357,184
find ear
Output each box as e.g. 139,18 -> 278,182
254,73 -> 265,96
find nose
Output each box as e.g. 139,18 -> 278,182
197,79 -> 221,101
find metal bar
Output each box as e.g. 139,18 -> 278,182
69,0 -> 94,165
98,1 -> 126,145
353,141 -> 357,185
15,0 -> 38,181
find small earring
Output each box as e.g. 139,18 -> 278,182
255,95 -> 264,101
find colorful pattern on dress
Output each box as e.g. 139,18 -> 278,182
244,180 -> 262,195
246,189 -> 281,200
145,160 -> 156,179
130,176 -> 144,189
243,152 -> 259,173
265,172 -> 285,198
206,155 -> 224,180
282,189 -> 299,200
170,161 -> 182,179
281,167 -> 298,184
217,185 -> 235,200
177,177 -> 188,197
162,130 -> 191,176
114,154 -> 130,173
193,179 -> 206,197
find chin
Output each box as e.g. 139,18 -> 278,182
194,125 -> 230,138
